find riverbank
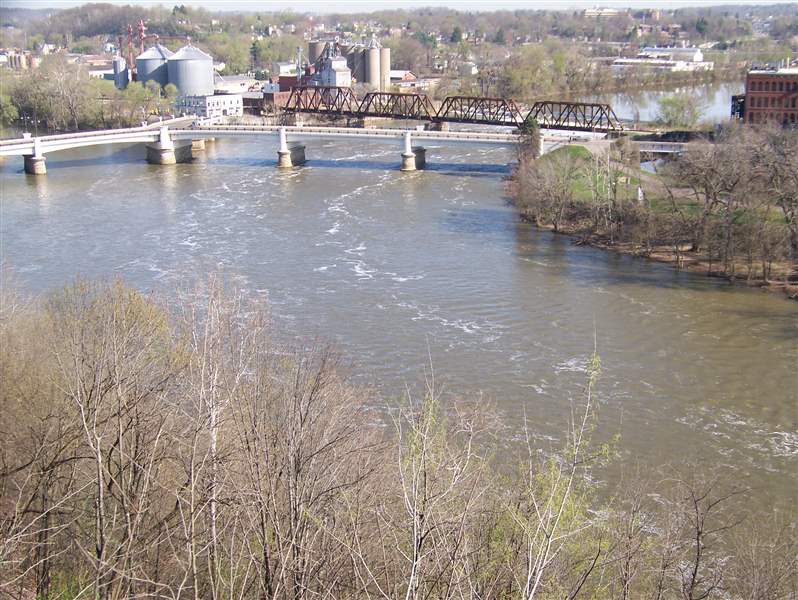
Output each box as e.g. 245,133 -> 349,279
523,217 -> 798,300
510,138 -> 798,301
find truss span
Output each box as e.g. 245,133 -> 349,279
525,101 -> 623,132
284,86 -> 359,114
436,96 -> 525,126
357,92 -> 437,120
282,87 -> 623,132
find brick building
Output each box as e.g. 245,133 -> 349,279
742,67 -> 798,126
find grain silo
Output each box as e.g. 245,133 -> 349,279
136,44 -> 173,87
167,45 -> 214,96
308,40 -> 324,65
351,46 -> 366,84
113,56 -> 129,90
365,37 -> 381,89
379,47 -> 390,92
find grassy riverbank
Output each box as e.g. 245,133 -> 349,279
510,132 -> 798,300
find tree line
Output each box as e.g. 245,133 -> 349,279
1,277 -> 796,600
511,126 -> 798,289
0,55 -> 177,132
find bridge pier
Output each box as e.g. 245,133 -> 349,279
23,137 -> 46,175
400,131 -> 426,172
426,121 -> 449,132
24,155 -> 46,175
146,126 -> 192,165
277,127 -> 306,168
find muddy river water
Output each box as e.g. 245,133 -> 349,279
1,135 -> 796,503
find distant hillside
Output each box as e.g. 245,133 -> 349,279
0,7 -> 59,28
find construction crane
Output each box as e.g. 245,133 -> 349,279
119,20 -> 190,79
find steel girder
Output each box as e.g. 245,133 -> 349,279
357,92 -> 437,120
283,88 -> 622,132
525,101 -> 623,132
435,96 -> 525,126
284,86 -> 359,114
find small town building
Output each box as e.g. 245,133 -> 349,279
739,66 -> 798,126
176,94 -> 243,118
390,70 -> 418,87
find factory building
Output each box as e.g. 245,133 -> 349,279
307,36 -> 390,91
314,44 -> 351,87
736,66 -> 798,126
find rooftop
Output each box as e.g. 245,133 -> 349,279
170,45 -> 212,62
749,67 -> 798,75
136,44 -> 173,61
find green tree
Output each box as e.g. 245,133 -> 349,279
0,93 -> 19,125
656,94 -> 705,129
493,27 -> 508,45
450,25 -> 463,43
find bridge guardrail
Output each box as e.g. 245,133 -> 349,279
184,124 -> 520,141
0,119 -> 189,147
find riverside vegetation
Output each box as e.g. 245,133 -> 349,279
510,126 -> 798,297
1,278 -> 797,600
0,55 -> 180,133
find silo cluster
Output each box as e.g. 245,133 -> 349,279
309,36 -> 390,91
136,43 -> 172,86
135,43 -> 214,96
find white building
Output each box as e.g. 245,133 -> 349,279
314,45 -> 352,87
177,94 -> 243,118
613,46 -> 713,72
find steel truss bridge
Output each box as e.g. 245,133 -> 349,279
283,87 -> 624,133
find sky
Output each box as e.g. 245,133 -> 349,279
4,0 -> 798,12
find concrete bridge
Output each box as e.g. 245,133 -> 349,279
0,122 -> 687,175
0,122 -> 542,174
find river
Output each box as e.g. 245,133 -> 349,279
587,79 -> 745,124
1,135 -> 796,504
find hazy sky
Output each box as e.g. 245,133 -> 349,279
5,0 -> 798,12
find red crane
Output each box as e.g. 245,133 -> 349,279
122,20 -> 190,79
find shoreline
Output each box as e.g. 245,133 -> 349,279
522,217 -> 798,300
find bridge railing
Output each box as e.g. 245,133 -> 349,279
0,122 -> 165,146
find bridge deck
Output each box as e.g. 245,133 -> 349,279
0,122 -> 687,160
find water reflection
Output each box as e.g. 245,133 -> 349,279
586,80 -> 746,124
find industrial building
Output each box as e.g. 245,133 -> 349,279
612,47 -> 713,72
136,43 -> 172,87
175,94 -> 243,118
116,42 -> 245,119
314,44 -> 352,87
307,36 -> 390,91
121,42 -> 215,97
735,66 -> 798,126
